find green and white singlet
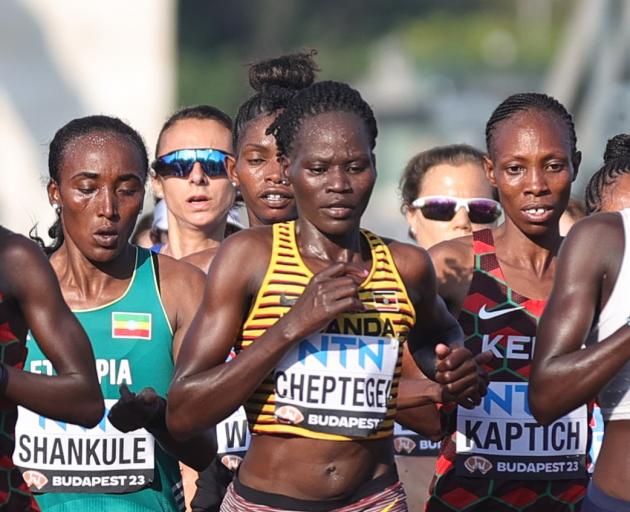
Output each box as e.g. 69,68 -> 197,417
14,248 -> 183,512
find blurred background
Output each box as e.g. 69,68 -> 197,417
2,0 -> 630,241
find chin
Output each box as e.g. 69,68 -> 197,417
87,245 -> 126,264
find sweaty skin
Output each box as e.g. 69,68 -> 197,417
530,213 -> 630,500
47,131 -> 216,470
0,227 -> 103,426
168,111 -> 487,501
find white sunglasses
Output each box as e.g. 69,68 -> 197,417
411,195 -> 502,224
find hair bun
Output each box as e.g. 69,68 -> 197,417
249,50 -> 319,94
604,133 -> 630,163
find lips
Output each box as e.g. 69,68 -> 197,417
186,194 -> 211,210
521,204 -> 554,223
259,188 -> 293,209
321,203 -> 355,219
93,227 -> 119,248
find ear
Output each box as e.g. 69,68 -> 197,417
279,155 -> 292,184
484,156 -> 498,188
226,157 -> 240,187
47,180 -> 61,206
150,171 -> 164,199
571,151 -> 582,183
371,152 -> 378,178
404,207 -> 416,233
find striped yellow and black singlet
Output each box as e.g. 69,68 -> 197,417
235,221 -> 415,441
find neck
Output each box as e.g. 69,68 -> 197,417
295,218 -> 363,264
162,211 -> 226,259
51,242 -> 136,303
496,218 -> 562,275
247,209 -> 263,228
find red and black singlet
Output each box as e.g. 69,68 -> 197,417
426,230 -> 589,512
0,292 -> 39,511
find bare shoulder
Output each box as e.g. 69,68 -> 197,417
384,238 -> 433,284
0,231 -> 49,276
568,211 -> 623,239
181,248 -> 219,273
157,252 -> 206,289
562,212 -> 624,270
210,225 -> 274,274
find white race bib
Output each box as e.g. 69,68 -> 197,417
273,333 -> 399,437
216,407 -> 250,471
455,382 -> 587,480
14,400 -> 154,493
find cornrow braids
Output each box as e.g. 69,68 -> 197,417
485,92 -> 577,158
585,160 -> 630,214
603,133 -> 630,163
234,51 -> 319,150
268,80 -> 378,158
31,115 -> 148,255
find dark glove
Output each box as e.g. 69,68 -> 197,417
107,383 -> 166,433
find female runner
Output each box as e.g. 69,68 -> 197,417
168,80 -> 488,511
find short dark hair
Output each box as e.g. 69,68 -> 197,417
399,144 -> 487,210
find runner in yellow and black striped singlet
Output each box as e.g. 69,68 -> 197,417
240,220 -> 413,441
168,80 -> 490,512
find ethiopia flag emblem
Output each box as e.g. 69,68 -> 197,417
112,312 -> 152,340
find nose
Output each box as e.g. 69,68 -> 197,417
451,205 -> 473,233
188,162 -> 208,185
264,159 -> 286,184
326,167 -> 352,193
98,188 -> 118,220
525,167 -> 550,196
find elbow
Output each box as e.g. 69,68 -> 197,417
166,411 -> 195,442
70,382 -> 105,428
80,399 -> 105,428
528,388 -> 556,426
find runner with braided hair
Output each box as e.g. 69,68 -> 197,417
426,92 -> 589,511
168,80 -> 488,512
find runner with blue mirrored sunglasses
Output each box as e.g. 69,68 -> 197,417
151,148 -> 234,178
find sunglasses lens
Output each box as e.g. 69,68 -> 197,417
200,157 -> 228,177
154,149 -> 229,178
420,199 -> 457,221
468,200 -> 502,224
155,160 -> 193,177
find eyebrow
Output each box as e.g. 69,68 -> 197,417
69,171 -> 144,181
242,143 -> 272,152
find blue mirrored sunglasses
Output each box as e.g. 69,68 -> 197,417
151,148 -> 234,178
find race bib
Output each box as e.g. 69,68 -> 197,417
455,382 -> 587,480
14,400 -> 154,493
216,407 -> 250,471
393,422 -> 440,456
274,333 -> 399,436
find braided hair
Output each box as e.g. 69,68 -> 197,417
234,51 -> 319,150
31,115 -> 149,255
585,134 -> 630,214
268,80 -> 378,158
485,92 -> 578,159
